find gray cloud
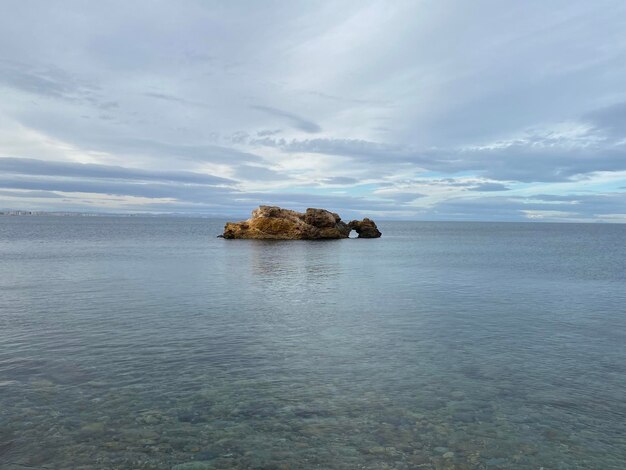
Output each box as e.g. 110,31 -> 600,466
255,136 -> 626,183
142,92 -> 208,108
256,129 -> 282,137
237,191 -> 408,217
107,139 -> 264,165
0,189 -> 63,199
320,176 -> 359,185
468,183 -> 511,192
0,174 -> 411,220
429,193 -> 626,222
250,106 -> 321,134
0,157 -> 234,185
0,175 -> 233,202
0,1 -> 625,220
303,90 -> 390,107
254,138 -> 413,163
380,192 -> 427,203
584,102 -> 626,138
0,59 -> 96,101
233,164 -> 285,182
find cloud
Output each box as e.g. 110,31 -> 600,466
428,192 -> 626,222
379,192 -> 427,203
142,92 -> 208,108
0,1 -> 625,220
233,164 -> 285,182
250,106 -> 322,133
0,174 -> 416,219
256,129 -> 282,137
0,59 -> 96,101
320,176 -> 359,185
0,175 -> 234,202
467,183 -> 510,191
107,139 -> 265,165
0,189 -> 63,199
254,132 -> 626,183
254,137 -> 415,163
237,191 -> 408,216
584,102 -> 626,138
0,157 -> 234,185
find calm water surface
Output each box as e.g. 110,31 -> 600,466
0,217 -> 625,469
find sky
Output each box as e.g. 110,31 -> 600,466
1,1 -> 626,221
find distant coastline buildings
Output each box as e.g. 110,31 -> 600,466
1,210 -> 106,216
0,210 -> 37,216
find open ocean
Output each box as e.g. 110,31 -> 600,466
0,216 -> 625,469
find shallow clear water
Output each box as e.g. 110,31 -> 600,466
0,217 -> 625,469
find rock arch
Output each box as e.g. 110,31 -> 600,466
347,218 -> 382,238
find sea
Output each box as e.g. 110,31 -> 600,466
0,216 -> 625,469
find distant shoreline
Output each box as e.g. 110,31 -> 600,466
1,211 -> 625,224
0,210 -> 225,218
1,210 -> 148,217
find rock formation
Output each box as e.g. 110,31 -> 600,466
347,218 -> 382,239
221,206 -> 382,240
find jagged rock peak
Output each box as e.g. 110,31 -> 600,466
221,206 -> 381,240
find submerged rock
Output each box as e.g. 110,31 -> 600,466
222,206 -> 382,240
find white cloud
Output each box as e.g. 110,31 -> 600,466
0,1 -> 625,220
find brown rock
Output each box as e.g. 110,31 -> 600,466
304,208 -> 338,228
348,218 -> 382,238
221,205 -> 381,240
